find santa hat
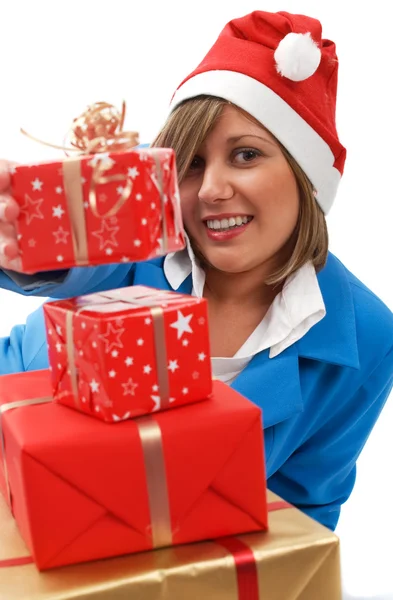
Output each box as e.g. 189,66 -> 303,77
169,11 -> 346,214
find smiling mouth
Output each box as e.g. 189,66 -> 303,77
204,216 -> 253,232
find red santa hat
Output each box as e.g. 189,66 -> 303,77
170,11 -> 346,214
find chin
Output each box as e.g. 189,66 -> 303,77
203,254 -> 251,275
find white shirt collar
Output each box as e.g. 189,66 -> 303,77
164,235 -> 326,359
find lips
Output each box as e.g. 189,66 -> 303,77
204,215 -> 253,231
203,216 -> 253,242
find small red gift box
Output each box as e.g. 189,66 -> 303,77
43,285 -> 213,422
0,370 -> 267,570
10,147 -> 185,273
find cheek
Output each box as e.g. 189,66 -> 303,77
179,185 -> 199,230
258,171 -> 300,235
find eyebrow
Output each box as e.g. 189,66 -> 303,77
227,134 -> 277,147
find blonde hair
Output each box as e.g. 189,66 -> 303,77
152,96 -> 328,287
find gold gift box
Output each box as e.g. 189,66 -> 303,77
0,491 -> 341,599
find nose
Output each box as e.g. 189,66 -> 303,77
197,162 -> 234,204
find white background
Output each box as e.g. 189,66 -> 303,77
0,1 -> 392,598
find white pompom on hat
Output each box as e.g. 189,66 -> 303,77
274,32 -> 321,81
169,11 -> 346,214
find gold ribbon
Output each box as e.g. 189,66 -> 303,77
61,156 -> 134,266
66,311 -> 80,410
64,288 -> 180,411
0,397 -> 52,508
62,158 -> 89,266
152,152 -> 168,255
89,160 -> 133,219
136,416 -> 172,548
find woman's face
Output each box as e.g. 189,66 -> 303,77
179,104 -> 300,275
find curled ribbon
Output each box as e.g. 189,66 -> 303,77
21,101 -> 139,156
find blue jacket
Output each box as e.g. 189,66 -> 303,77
1,252 -> 393,531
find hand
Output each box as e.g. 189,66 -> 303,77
0,160 -> 22,272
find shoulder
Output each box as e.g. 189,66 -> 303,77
326,253 -> 393,363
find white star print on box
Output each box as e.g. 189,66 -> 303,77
168,360 -> 179,373
170,310 -> 193,340
151,395 -> 161,411
127,166 -> 139,179
122,378 -> 138,396
52,205 -> 65,219
92,220 -> 119,250
53,227 -> 70,244
20,194 -> 44,225
90,379 -> 100,393
112,412 -> 131,422
98,322 -> 125,353
31,178 -> 43,191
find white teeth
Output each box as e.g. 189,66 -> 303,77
205,216 -> 252,231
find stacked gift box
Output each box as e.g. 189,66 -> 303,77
0,127 -> 342,597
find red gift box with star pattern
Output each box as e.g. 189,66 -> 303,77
43,285 -> 213,422
10,148 -> 185,273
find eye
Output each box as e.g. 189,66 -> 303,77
233,148 -> 262,164
188,155 -> 204,171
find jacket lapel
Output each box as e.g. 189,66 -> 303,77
230,253 -> 360,428
296,253 -> 360,369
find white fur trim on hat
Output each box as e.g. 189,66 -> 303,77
170,70 -> 341,213
274,32 -> 321,82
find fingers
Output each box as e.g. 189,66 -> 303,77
0,194 -> 20,222
0,160 -> 12,192
0,161 -> 23,271
0,203 -> 22,271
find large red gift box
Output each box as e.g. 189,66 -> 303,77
0,369 -> 267,571
43,285 -> 213,422
10,147 -> 185,273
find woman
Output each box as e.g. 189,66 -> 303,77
0,10 -> 392,531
